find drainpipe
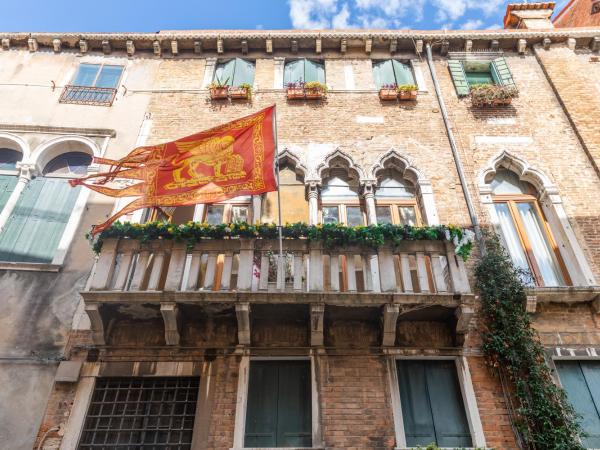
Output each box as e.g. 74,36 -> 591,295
425,43 -> 483,246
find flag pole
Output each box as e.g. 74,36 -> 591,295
273,105 -> 284,289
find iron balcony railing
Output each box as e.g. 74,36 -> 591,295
59,85 -> 118,106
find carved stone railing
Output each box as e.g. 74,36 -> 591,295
86,237 -> 471,295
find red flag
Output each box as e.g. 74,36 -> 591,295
72,106 -> 277,234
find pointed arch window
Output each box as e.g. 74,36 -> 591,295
320,170 -> 364,226
491,170 -> 570,287
375,169 -> 420,226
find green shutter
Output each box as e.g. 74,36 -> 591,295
448,60 -> 470,97
0,178 -> 80,263
305,59 -> 325,84
0,175 -> 17,212
284,59 -> 305,85
556,361 -> 600,447
214,59 -> 235,86
232,58 -> 255,86
491,57 -> 516,87
373,60 -> 396,88
245,361 -> 312,448
245,362 -> 279,447
392,60 -> 415,85
397,360 -> 472,447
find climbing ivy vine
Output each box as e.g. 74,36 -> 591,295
475,235 -> 584,449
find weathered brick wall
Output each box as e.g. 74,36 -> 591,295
554,0 -> 600,27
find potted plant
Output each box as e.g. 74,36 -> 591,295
286,81 -> 306,100
470,83 -> 518,107
304,81 -> 328,99
229,82 -> 252,100
379,83 -> 398,101
397,84 -> 418,101
208,76 -> 229,100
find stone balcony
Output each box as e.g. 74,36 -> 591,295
81,237 -> 475,347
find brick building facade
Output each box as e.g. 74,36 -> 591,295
0,2 -> 599,449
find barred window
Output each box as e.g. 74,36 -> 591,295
78,377 -> 199,449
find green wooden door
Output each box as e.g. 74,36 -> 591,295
0,177 -> 80,263
556,361 -> 600,447
0,175 -> 17,212
397,360 -> 472,447
245,360 -> 312,448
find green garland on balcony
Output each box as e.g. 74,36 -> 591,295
475,235 -> 584,449
89,221 -> 474,260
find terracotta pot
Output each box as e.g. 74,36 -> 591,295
398,90 -> 418,101
286,87 -> 305,100
229,86 -> 249,99
305,88 -> 324,100
210,86 -> 229,100
379,88 -> 397,101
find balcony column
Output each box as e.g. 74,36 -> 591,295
0,162 -> 35,233
362,180 -> 381,292
307,181 -> 320,225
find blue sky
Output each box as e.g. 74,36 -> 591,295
1,0 -> 570,32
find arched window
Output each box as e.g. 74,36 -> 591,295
284,59 -> 325,85
375,169 -> 420,226
264,160 -> 308,224
0,148 -> 23,214
320,169 -> 364,226
372,60 -> 414,88
491,169 -> 569,287
214,58 -> 255,87
0,151 -> 91,263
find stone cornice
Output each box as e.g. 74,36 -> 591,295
1,27 -> 599,56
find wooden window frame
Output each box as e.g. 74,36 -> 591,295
375,199 -> 421,226
72,63 -> 124,89
493,193 -> 571,287
203,202 -> 253,224
319,200 -> 366,226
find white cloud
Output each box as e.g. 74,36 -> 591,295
287,0 -> 508,30
461,18 -> 484,29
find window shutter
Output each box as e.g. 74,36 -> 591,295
448,60 -> 470,97
276,361 -> 312,447
372,60 -> 395,88
557,361 -> 600,448
0,175 -> 17,212
392,60 -> 415,85
491,57 -> 516,87
305,60 -> 325,84
214,59 -> 235,86
0,178 -> 80,263
232,58 -> 255,86
397,361 -> 437,446
283,59 -> 305,85
425,361 -> 472,447
245,362 -> 279,447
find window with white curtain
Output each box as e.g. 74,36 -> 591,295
213,58 -> 255,86
491,170 -> 569,287
320,170 -> 364,226
283,59 -> 325,85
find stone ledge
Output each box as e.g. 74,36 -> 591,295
0,262 -> 61,272
525,285 -> 600,312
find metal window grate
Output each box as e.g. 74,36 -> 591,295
78,377 -> 199,450
59,85 -> 118,106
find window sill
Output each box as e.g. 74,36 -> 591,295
0,261 -> 61,272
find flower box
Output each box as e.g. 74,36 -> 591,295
398,89 -> 417,101
470,84 -> 518,108
229,86 -> 250,100
304,87 -> 325,100
209,86 -> 229,100
286,87 -> 306,100
379,88 -> 398,101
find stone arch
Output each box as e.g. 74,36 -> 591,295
32,136 -> 100,175
314,147 -> 366,183
478,150 -> 557,197
0,132 -> 31,163
278,148 -> 308,180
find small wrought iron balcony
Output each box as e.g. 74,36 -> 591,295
59,85 -> 117,106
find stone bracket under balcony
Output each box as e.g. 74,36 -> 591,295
524,286 -> 600,313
